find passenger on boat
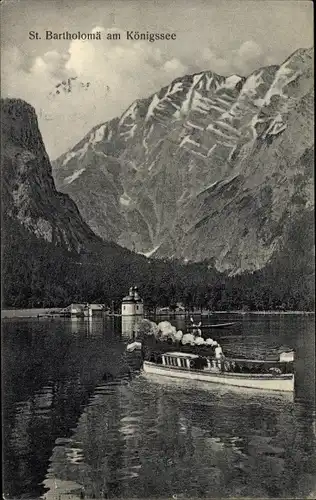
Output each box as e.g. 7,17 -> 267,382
194,336 -> 205,346
205,338 -> 216,346
181,333 -> 195,345
214,343 -> 223,359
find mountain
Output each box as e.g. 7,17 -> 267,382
1,98 -> 101,252
53,48 -> 314,274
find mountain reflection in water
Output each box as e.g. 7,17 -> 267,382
2,314 -> 315,499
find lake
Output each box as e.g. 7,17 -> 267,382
2,314 -> 315,499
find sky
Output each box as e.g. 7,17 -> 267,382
1,0 -> 313,159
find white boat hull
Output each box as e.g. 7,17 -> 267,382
143,361 -> 294,392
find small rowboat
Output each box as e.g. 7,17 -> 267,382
126,341 -> 142,352
142,351 -> 294,392
187,322 -> 236,329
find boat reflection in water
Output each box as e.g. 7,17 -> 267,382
43,369 -> 315,499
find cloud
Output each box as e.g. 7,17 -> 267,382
1,29 -> 273,158
233,40 -> 265,74
2,27 -> 191,158
237,40 -> 262,61
199,48 -> 231,75
196,40 -> 269,77
163,58 -> 187,75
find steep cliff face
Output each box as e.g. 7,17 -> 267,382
1,98 -> 100,252
53,48 -> 314,273
1,98 -> 151,308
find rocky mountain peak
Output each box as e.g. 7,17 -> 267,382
1,99 -> 44,154
52,48 -> 314,273
1,98 -> 100,252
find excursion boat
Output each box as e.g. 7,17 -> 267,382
142,351 -> 294,392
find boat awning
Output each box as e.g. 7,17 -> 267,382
164,352 -> 199,359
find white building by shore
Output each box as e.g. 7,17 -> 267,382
62,303 -> 105,316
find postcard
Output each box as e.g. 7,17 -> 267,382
1,1 -> 315,499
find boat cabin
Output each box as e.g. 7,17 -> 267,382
162,352 -> 198,369
159,351 -> 293,375
162,352 -> 222,371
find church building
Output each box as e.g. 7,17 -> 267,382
121,286 -> 144,316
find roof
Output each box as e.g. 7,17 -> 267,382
122,297 -> 134,303
163,352 -> 199,359
67,303 -> 104,310
122,296 -> 143,303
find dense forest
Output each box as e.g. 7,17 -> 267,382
2,210 -> 314,312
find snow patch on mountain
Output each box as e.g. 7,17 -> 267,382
64,168 -> 86,185
120,123 -> 137,139
62,141 -> 89,166
228,146 -> 237,161
201,179 -> 220,192
180,135 -> 201,148
204,74 -> 213,90
207,144 -> 217,157
140,245 -> 161,258
145,94 -> 160,122
62,151 -> 78,166
186,120 -> 204,131
210,104 -> 227,114
119,101 -> 138,126
206,123 -> 235,143
90,125 -> 107,145
217,121 -> 241,136
120,193 -> 132,206
167,81 -> 183,96
262,65 -> 301,105
264,113 -> 287,137
221,75 -> 242,90
249,115 -> 260,138
241,71 -> 264,95
192,93 -> 211,113
180,74 -> 203,114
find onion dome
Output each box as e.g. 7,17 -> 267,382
122,286 -> 143,303
134,291 -> 143,303
122,295 -> 136,303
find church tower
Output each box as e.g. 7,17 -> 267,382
121,286 -> 144,316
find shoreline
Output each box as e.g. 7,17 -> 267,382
1,308 -> 314,320
211,311 -> 315,315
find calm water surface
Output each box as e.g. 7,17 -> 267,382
2,314 -> 316,499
